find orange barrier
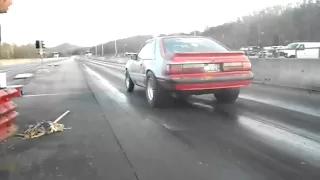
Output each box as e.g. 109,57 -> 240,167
0,89 -> 19,141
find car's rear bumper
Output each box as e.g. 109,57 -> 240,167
157,72 -> 254,91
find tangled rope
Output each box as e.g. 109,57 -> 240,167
15,110 -> 71,139
15,121 -> 70,139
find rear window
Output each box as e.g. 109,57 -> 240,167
162,37 -> 228,55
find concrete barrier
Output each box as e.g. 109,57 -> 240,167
92,56 -> 128,64
250,58 -> 320,91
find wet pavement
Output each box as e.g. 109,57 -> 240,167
0,58 -> 68,86
1,57 -> 320,180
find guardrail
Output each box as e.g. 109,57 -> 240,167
91,56 -> 128,64
90,56 -> 320,91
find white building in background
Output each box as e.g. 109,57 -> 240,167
85,51 -> 92,58
53,52 -> 59,58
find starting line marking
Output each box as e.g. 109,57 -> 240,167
23,92 -> 90,97
14,73 -> 34,79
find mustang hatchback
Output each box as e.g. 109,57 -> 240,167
125,36 -> 254,108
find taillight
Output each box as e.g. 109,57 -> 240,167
242,62 -> 251,70
223,62 -> 251,71
166,64 -> 183,75
166,64 -> 205,75
182,64 -> 205,74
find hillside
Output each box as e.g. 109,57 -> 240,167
47,43 -> 85,54
81,33 -> 196,56
75,1 -> 320,55
93,35 -> 153,55
202,2 -> 320,48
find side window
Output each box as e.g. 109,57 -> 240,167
137,42 -> 154,60
298,44 -> 305,49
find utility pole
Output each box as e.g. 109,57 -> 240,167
114,40 -> 117,56
123,44 -> 127,54
40,41 -> 44,69
258,23 -> 261,46
101,43 -> 104,56
95,45 -> 97,56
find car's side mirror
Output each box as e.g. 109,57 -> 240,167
130,54 -> 138,60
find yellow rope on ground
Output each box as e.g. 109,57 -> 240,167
15,121 -> 70,139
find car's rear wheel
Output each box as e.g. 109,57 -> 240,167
146,71 -> 170,108
214,88 -> 240,103
125,71 -> 134,92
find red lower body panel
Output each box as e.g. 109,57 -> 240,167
175,80 -> 251,90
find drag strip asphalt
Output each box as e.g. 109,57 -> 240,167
1,57 -> 319,180
78,58 -> 320,180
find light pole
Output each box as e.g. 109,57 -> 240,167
101,43 -> 104,56
124,44 -> 127,54
114,40 -> 118,57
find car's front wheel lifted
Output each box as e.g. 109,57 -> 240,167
214,88 -> 240,103
146,72 -> 170,108
125,71 -> 134,92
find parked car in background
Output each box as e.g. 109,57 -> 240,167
279,42 -> 320,58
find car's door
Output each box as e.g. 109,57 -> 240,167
296,44 -> 306,58
134,41 -> 155,86
304,43 -> 320,58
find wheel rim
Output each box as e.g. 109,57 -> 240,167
125,75 -> 130,88
147,77 -> 154,100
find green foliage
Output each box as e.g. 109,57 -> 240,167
89,1 -> 320,53
93,35 -> 153,55
202,1 -> 320,48
3,1 -> 320,58
0,43 -> 38,59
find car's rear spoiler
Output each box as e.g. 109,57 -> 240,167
173,51 -> 245,57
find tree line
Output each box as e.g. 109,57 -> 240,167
3,0 -> 320,59
0,42 -> 70,59
202,0 -> 320,49
85,0 -> 320,55
0,43 -> 38,59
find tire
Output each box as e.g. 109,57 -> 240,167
125,71 -> 134,92
146,71 -> 170,108
214,88 -> 240,103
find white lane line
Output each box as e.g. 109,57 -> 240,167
239,94 -> 320,118
83,61 -> 125,80
238,116 -> 320,166
23,92 -> 89,97
84,63 -> 184,131
162,124 -> 172,130
191,102 -> 214,112
83,64 -> 89,69
84,64 -> 127,102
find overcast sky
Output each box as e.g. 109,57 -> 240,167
0,0 -> 299,47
